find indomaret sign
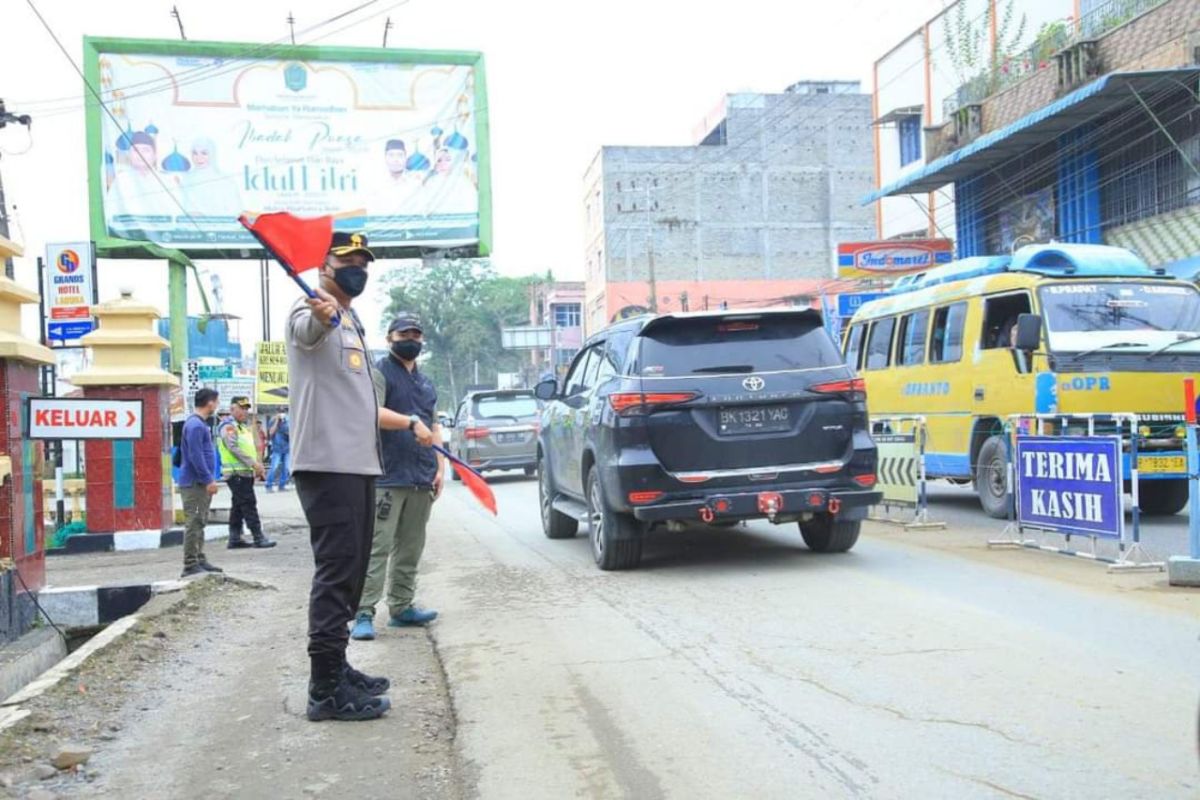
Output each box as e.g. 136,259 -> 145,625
27,398 -> 144,440
1015,436 -> 1123,539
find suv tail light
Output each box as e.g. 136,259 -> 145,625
464,427 -> 490,440
810,377 -> 866,401
852,474 -> 878,488
609,392 -> 698,416
628,491 -> 663,505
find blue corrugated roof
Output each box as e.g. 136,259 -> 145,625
862,69 -> 1200,203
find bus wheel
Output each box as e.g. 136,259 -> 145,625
1138,479 -> 1189,516
974,435 -> 1009,519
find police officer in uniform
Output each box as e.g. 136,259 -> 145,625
287,231 -> 435,722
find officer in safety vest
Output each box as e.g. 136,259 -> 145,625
217,396 -> 276,550
287,230 -> 434,723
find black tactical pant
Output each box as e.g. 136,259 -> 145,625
226,474 -> 263,542
294,471 -> 376,682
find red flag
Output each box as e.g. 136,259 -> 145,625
239,212 -> 333,273
435,445 -> 497,515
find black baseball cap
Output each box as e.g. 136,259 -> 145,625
388,313 -> 423,334
329,231 -> 375,261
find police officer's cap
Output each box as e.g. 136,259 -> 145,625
388,313 -> 423,335
329,231 -> 375,262
230,396 -> 253,409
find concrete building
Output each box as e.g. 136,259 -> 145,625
582,81 -> 875,333
526,281 -> 584,382
868,0 -> 1200,269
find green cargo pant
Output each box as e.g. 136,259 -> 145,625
181,485 -> 212,569
359,487 -> 434,618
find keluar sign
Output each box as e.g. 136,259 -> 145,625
1014,436 -> 1123,539
836,240 -> 953,280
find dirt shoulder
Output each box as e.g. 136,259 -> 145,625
2,522 -> 463,800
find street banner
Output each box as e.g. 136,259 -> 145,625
27,398 -> 143,440
836,240 -> 953,280
85,38 -> 491,257
1015,436 -> 1123,539
212,375 -> 257,412
873,434 -> 918,507
256,341 -> 289,407
43,242 -> 97,344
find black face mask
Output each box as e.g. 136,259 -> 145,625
331,265 -> 369,297
392,339 -> 423,361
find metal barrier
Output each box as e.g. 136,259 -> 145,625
988,413 -> 1163,572
869,416 -> 944,530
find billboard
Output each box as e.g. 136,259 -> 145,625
84,37 -> 491,259
836,239 -> 954,280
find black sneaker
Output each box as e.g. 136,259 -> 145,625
181,564 -> 205,578
227,539 -> 252,549
199,561 -> 223,573
344,663 -> 390,696
306,677 -> 391,722
252,538 -> 277,549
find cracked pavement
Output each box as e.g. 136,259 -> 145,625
423,474 -> 1199,799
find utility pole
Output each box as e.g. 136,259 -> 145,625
644,183 -> 657,313
382,17 -> 394,48
0,100 -> 32,280
287,12 -> 296,44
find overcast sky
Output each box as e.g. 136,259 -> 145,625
1,0 -> 946,349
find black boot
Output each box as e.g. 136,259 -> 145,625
344,662 -> 390,696
307,656 -> 390,722
252,532 -> 277,549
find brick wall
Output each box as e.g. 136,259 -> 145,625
982,0 -> 1200,133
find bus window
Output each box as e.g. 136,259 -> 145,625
982,293 -> 1032,350
930,303 -> 966,364
865,317 -> 895,370
843,324 -> 867,370
896,310 -> 930,366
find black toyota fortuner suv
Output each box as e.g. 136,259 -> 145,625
534,309 -> 881,570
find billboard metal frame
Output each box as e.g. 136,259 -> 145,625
83,36 -> 492,261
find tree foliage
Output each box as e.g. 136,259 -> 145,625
381,259 -> 546,409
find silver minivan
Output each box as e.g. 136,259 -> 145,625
450,390 -> 540,477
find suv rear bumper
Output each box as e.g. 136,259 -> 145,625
630,487 -> 882,523
470,454 -> 537,472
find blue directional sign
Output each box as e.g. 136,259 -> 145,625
837,292 -> 886,319
47,320 -> 95,342
1015,436 -> 1123,539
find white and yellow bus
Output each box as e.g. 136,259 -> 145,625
843,243 -> 1200,518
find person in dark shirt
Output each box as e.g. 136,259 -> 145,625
351,314 -> 445,640
179,388 -> 223,578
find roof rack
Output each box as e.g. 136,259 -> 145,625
885,244 -> 1161,296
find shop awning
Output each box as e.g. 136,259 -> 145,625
862,68 -> 1200,203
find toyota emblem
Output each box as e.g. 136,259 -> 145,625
743,376 -> 765,392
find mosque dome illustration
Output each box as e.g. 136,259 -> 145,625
145,123 -> 159,135
116,124 -> 135,151
445,131 -> 469,150
161,145 -> 191,172
406,151 -> 431,171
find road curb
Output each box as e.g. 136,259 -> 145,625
0,628 -> 68,705
0,575 -> 215,733
46,525 -> 228,557
34,577 -> 195,630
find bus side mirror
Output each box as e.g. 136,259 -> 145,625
1015,313 -> 1042,351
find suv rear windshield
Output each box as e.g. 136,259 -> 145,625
636,316 -> 842,376
474,394 -> 539,419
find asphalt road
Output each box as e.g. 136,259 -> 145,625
423,472 -> 1200,799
